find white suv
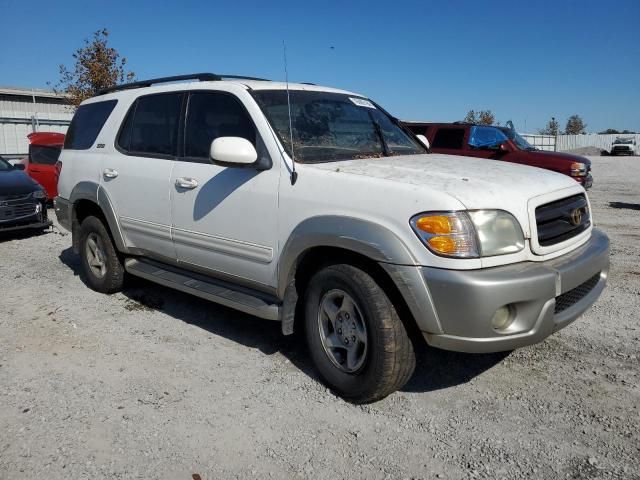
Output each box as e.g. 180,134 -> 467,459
55,73 -> 609,402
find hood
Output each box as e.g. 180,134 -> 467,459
0,168 -> 41,195
525,150 -> 591,167
307,153 -> 579,210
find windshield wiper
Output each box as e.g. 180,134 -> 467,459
371,118 -> 390,157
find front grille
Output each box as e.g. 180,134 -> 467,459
0,193 -> 31,204
554,273 -> 600,314
0,203 -> 37,222
536,194 -> 590,247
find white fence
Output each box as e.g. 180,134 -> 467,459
521,134 -> 556,151
556,134 -> 640,153
520,133 -> 639,153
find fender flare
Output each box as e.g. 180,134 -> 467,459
69,181 -> 129,253
277,216 -> 441,335
277,215 -> 417,298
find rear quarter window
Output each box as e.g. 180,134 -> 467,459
64,100 -> 118,150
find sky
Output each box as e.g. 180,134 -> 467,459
1,0 -> 638,133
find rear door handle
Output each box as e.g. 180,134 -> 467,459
175,177 -> 199,189
103,168 -> 118,179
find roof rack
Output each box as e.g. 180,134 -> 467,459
97,73 -> 270,95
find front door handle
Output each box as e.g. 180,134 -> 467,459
103,168 -> 119,179
175,177 -> 199,189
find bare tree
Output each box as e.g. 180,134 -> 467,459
53,29 -> 135,108
539,117 -> 560,136
564,115 -> 587,135
464,109 -> 495,125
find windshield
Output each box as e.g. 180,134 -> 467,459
0,156 -> 12,171
613,138 -> 633,144
505,129 -> 535,150
251,90 -> 425,163
29,144 -> 62,165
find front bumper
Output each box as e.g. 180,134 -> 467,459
0,200 -> 51,233
419,229 -> 609,353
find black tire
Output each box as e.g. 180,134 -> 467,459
304,264 -> 415,403
79,215 -> 124,294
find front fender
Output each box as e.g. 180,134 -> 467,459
277,215 -> 442,335
277,215 -> 418,298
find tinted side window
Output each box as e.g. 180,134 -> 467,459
64,100 -> 117,150
468,126 -> 508,148
184,92 -> 256,158
118,93 -> 183,156
29,145 -> 62,165
432,128 -> 465,149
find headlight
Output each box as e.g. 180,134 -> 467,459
32,190 -> 46,199
570,162 -> 587,176
410,210 -> 524,258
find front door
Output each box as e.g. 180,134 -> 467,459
100,92 -> 184,259
170,91 -> 279,288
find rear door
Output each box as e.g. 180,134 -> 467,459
170,90 -> 279,287
100,92 -> 184,259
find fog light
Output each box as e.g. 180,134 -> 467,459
35,203 -> 42,214
491,306 -> 514,331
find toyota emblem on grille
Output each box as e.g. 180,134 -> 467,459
569,208 -> 583,226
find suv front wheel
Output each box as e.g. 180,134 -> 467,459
304,264 -> 416,403
79,215 -> 125,294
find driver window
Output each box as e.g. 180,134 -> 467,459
468,126 -> 507,149
184,92 -> 257,159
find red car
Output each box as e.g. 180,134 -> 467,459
19,132 -> 64,200
404,122 -> 593,189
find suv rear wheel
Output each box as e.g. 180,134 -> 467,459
304,264 -> 416,403
79,215 -> 124,294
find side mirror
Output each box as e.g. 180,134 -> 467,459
210,137 -> 258,167
416,134 -> 430,149
14,163 -> 25,170
498,141 -> 510,152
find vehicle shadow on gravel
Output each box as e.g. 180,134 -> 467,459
401,343 -> 509,393
609,201 -> 640,211
58,247 -> 316,374
58,246 -> 508,393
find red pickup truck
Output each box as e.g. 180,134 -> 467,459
404,122 -> 593,189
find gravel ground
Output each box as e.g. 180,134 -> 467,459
1,156 -> 638,480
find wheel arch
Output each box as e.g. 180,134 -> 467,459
278,216 -> 434,338
69,182 -> 128,254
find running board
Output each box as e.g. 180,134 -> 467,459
124,258 -> 280,321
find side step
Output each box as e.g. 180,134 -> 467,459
124,258 -> 281,321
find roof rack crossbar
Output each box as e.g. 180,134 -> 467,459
97,73 -> 222,95
97,72 -> 272,95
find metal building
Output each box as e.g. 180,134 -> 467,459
0,86 -> 72,160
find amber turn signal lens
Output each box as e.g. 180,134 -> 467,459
427,236 -> 457,254
415,215 -> 453,235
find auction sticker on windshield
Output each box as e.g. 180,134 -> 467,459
349,97 -> 376,108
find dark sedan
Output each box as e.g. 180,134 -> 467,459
0,155 -> 52,233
